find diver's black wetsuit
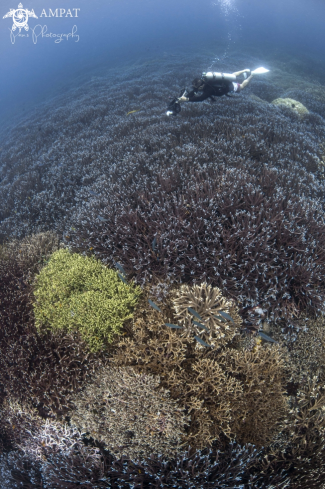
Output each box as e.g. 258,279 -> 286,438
187,80 -> 237,102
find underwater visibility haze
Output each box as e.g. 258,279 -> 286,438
1,0 -> 325,487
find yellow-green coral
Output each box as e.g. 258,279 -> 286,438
32,249 -> 141,352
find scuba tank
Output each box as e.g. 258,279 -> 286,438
202,72 -> 237,83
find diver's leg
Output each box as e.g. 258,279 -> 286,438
239,74 -> 254,90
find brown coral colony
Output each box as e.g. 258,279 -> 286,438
1,53 -> 325,487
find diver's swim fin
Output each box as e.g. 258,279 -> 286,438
251,67 -> 270,75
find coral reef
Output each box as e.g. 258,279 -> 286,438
0,401 -> 285,489
69,161 -> 325,323
271,97 -> 309,118
112,286 -> 289,449
218,345 -> 289,446
287,317 -> 325,383
0,231 -> 61,347
0,400 -> 107,489
270,315 -> 325,384
250,370 -> 325,489
0,54 -> 324,323
171,282 -> 242,347
70,366 -> 188,460
1,52 -> 325,487
33,248 -> 141,352
0,233 -> 105,417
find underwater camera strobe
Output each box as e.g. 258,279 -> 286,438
166,88 -> 188,116
166,98 -> 181,116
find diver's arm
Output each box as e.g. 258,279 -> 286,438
186,92 -> 211,102
180,86 -> 213,102
232,69 -> 251,77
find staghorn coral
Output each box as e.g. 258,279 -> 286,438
1,53 -> 324,247
0,55 -> 325,323
111,286 -> 243,449
0,54 -> 325,486
0,400 -> 272,489
218,345 -> 290,447
33,248 -> 141,352
0,323 -> 106,418
0,230 -> 62,273
171,282 -> 242,348
250,371 -> 325,489
4,438 -> 269,489
282,373 -> 325,488
0,400 -> 43,453
0,233 -> 106,417
70,366 -> 189,460
0,454 -> 18,489
277,315 -> 325,384
104,441 -> 262,489
0,231 -> 62,343
166,357 -> 243,447
68,161 -> 325,324
0,400 -> 107,489
112,287 -> 289,449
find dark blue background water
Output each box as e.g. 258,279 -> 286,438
1,0 -> 325,128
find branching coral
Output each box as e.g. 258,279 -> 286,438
112,286 -> 289,449
4,437 -> 264,489
1,56 -> 325,486
0,233 -> 106,417
70,366 -> 188,460
33,248 -> 141,352
283,316 -> 325,383
105,442 -> 261,489
0,400 -> 271,489
111,287 -> 242,449
172,282 -> 242,347
68,162 -> 325,323
1,55 -> 325,324
0,400 -> 107,489
167,357 -> 243,446
1,54 -> 325,248
251,371 -> 325,489
0,231 -> 60,343
218,345 -> 290,447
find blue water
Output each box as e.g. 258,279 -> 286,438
1,0 -> 325,129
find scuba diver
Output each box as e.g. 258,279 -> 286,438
166,67 -> 269,116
